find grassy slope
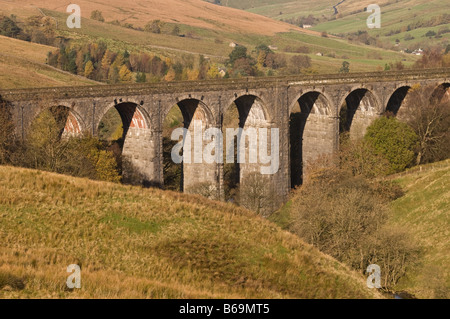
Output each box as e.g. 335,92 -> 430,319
0,36 -> 99,89
0,0 -> 415,75
0,0 -> 302,36
0,166 -> 381,299
390,160 -> 450,298
218,0 -> 450,49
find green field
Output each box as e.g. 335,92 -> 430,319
213,0 -> 450,52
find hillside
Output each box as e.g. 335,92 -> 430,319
0,36 -> 99,89
0,166 -> 381,298
214,0 -> 450,50
389,160 -> 450,299
0,0 -> 302,36
0,0 -> 417,76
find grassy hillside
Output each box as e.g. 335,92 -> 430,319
215,0 -> 450,50
0,166 -> 382,298
389,160 -> 450,299
0,36 -> 99,89
0,0 -> 416,76
0,0 -> 302,36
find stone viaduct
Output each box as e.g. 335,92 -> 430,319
1,68 -> 449,204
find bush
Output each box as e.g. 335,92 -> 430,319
364,116 -> 418,173
239,172 -> 278,217
17,106 -> 121,183
283,167 -> 418,290
0,15 -> 22,38
91,10 -> 105,22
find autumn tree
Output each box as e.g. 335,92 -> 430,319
119,65 -> 133,82
288,55 -> 311,74
406,85 -> 450,164
145,20 -> 163,34
84,60 -> 94,78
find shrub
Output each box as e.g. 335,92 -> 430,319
90,10 -> 105,22
364,116 -> 418,173
283,166 -> 418,290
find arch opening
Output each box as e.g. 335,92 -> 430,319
223,95 -> 269,202
385,86 -> 411,118
39,105 -> 82,139
290,92 -> 332,188
162,99 -> 216,195
339,89 -> 378,141
97,102 -> 151,184
431,83 -> 450,104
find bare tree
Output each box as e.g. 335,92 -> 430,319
239,172 -> 278,217
406,85 -> 450,165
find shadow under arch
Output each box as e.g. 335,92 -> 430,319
430,83 -> 450,103
222,94 -> 270,202
339,88 -> 379,140
385,86 -> 412,117
162,98 -> 216,194
290,91 -> 332,187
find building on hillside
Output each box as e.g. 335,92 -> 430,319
229,42 -> 238,48
412,48 -> 424,56
302,24 -> 312,29
268,45 -> 278,51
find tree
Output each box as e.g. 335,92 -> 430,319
279,166 -> 418,290
227,46 -> 248,66
288,55 -> 311,74
119,65 -> 133,82
207,64 -> 220,79
232,57 -> 255,77
406,85 -> 450,164
145,20 -> 162,34
135,72 -> 146,83
90,10 -> 105,22
239,172 -> 277,217
164,67 -> 176,81
0,16 -> 22,38
84,60 -> 94,78
108,66 -> 120,84
339,61 -> 350,73
364,116 -> 418,173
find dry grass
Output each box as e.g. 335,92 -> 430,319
0,166 -> 382,298
390,159 -> 450,298
0,0 -> 304,36
0,36 -> 99,89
